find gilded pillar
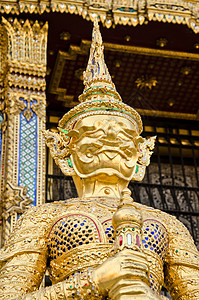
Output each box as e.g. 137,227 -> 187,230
0,17 -> 48,246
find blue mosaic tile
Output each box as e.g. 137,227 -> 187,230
18,111 -> 37,204
142,220 -> 168,261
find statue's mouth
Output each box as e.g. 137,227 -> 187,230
94,145 -> 136,161
99,138 -> 124,146
95,148 -> 129,160
71,160 -> 136,180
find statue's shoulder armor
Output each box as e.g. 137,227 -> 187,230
135,203 -> 199,268
0,200 -> 78,265
134,202 -> 191,237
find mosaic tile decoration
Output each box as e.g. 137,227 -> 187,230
142,220 -> 168,260
49,214 -> 101,260
18,109 -> 37,205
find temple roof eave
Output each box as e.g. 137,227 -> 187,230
1,0 -> 199,33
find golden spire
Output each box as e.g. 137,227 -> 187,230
83,18 -> 113,88
79,18 -> 122,102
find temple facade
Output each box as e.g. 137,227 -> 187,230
0,3 -> 198,299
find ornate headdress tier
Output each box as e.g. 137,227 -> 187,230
58,18 -> 143,135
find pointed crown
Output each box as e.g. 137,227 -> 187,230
79,18 -> 122,103
59,18 -> 143,135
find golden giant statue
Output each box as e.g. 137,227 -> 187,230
0,19 -> 199,300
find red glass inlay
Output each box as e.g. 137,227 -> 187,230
136,235 -> 140,247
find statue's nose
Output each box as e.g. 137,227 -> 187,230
106,126 -> 117,140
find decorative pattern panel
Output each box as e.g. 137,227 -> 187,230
19,112 -> 37,204
0,18 -> 48,246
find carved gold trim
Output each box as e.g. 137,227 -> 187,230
7,91 -> 46,122
3,182 -> 32,219
1,17 -> 48,70
1,0 -> 199,32
104,43 -> 199,62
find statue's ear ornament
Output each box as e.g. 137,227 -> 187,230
43,129 -> 76,176
132,136 -> 156,181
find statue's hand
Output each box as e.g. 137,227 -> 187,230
92,248 -> 150,296
109,279 -> 162,300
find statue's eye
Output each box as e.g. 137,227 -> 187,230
86,144 -> 100,153
89,129 -> 104,138
118,133 -> 131,142
79,142 -> 102,154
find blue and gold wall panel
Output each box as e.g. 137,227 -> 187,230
0,17 -> 47,244
19,112 -> 37,205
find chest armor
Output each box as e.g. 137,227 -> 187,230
48,212 -> 169,294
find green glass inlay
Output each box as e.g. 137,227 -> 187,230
135,165 -> 139,174
67,158 -> 73,168
59,128 -> 68,135
91,99 -> 120,104
85,85 -> 104,91
82,91 -> 116,100
63,105 -> 138,128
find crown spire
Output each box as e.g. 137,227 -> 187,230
83,18 -> 113,88
79,18 -> 122,102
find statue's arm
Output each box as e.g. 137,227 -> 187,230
0,251 -> 97,300
0,205 -> 101,299
0,205 -> 50,299
19,272 -> 100,300
164,217 -> 199,299
0,252 -> 47,299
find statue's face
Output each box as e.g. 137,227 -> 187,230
69,115 -> 140,180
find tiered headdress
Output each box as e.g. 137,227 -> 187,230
58,18 -> 143,136
45,19 -> 156,180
